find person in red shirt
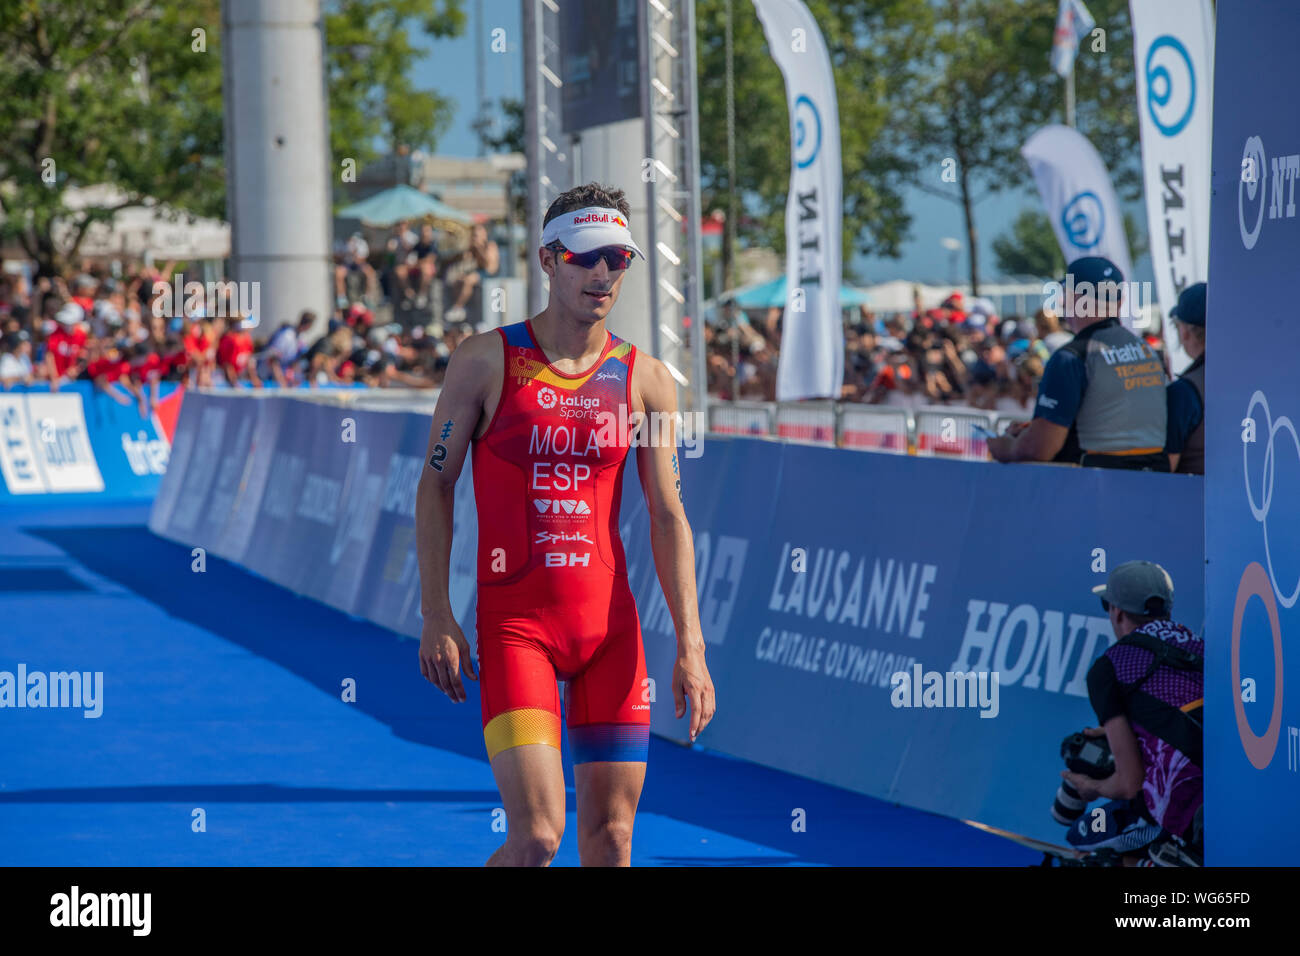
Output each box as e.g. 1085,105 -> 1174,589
70,274 -> 96,317
188,316 -> 222,386
216,319 -> 261,387
44,304 -> 88,390
84,341 -> 134,406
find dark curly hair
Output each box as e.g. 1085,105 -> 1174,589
543,183 -> 631,227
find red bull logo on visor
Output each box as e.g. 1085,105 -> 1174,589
572,212 -> 627,227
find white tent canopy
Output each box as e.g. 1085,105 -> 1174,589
51,184 -> 230,261
861,279 -> 1056,319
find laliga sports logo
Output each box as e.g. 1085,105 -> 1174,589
537,386 -> 558,410
1234,390 -> 1295,768
1145,35 -> 1196,137
793,95 -> 822,169
1061,191 -> 1104,250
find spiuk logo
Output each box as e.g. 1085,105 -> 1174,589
595,371 -> 620,383
535,531 -> 593,544
537,387 -> 558,409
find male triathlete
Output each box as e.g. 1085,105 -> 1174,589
415,182 -> 716,867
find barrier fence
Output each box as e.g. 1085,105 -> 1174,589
151,390 -> 1207,849
0,382 -> 183,502
708,399 -> 1030,461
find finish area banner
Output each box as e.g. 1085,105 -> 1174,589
752,0 -> 844,402
1022,124 -> 1134,321
1204,0 -> 1300,866
1130,0 -> 1214,375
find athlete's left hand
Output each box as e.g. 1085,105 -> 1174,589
673,644 -> 715,742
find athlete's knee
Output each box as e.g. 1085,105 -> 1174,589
512,823 -> 564,866
583,817 -> 633,857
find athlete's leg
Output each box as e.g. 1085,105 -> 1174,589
486,743 -> 566,867
574,760 -> 646,867
566,591 -> 651,867
477,617 -> 567,867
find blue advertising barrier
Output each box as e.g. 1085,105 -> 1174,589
1204,0 -> 1300,865
0,381 -> 181,503
153,391 -> 1207,848
625,439 -> 1204,846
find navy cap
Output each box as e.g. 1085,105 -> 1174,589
1063,256 -> 1124,288
1170,282 -> 1206,327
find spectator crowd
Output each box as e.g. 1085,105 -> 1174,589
704,290 -> 1156,415
0,218 -> 503,411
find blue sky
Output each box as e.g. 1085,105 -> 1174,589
412,2 -> 1150,288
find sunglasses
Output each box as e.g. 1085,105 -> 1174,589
548,243 -> 633,271
1100,598 -> 1111,613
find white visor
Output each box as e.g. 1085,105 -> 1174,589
540,206 -> 644,259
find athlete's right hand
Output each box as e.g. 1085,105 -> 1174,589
418,616 -> 478,702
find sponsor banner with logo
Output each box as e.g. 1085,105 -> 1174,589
1205,0 -> 1300,866
1022,124 -> 1135,326
752,0 -> 844,402
153,394 -> 1203,845
1130,0 -> 1214,375
625,437 -> 1203,845
152,392 -> 482,641
0,382 -> 182,502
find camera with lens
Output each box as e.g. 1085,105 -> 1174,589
1051,730 -> 1115,825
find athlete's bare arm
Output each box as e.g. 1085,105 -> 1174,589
415,332 -> 502,702
631,355 -> 716,741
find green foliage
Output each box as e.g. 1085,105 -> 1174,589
695,0 -> 928,271
994,207 -> 1149,280
992,209 -> 1065,279
894,0 -> 1143,290
324,0 -> 467,167
0,0 -> 466,272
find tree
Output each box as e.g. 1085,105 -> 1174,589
695,0 -> 929,289
324,0 -> 467,170
993,210 -> 1065,279
993,206 -> 1149,280
479,96 -> 524,219
897,0 -> 1142,295
0,0 -> 466,274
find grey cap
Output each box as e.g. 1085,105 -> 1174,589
1091,560 -> 1174,617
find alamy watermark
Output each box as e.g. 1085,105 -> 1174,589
1041,277 -> 1153,324
890,665 -> 999,718
0,664 -> 103,718
532,388 -> 705,458
151,272 -> 260,327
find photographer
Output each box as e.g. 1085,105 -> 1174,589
1060,560 -> 1204,865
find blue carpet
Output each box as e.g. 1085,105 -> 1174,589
0,501 -> 1036,866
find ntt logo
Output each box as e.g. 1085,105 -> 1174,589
1239,135 -> 1300,251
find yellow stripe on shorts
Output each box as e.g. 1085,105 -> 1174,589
484,708 -> 562,759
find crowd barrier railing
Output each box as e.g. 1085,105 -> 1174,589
914,407 -> 996,461
774,402 -> 837,445
838,405 -> 909,454
707,400 -> 775,437
709,399 -> 1033,460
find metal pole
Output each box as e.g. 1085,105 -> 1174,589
682,0 -> 707,415
1065,69 -> 1076,127
724,0 -> 736,293
639,1 -> 662,360
523,0 -> 544,316
476,0 -> 487,155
